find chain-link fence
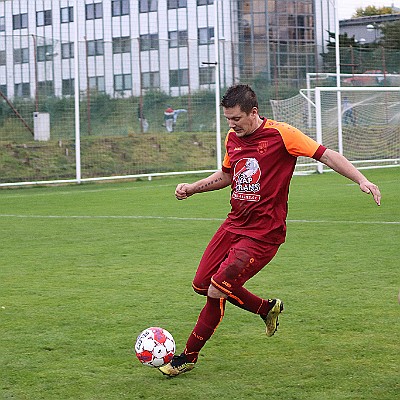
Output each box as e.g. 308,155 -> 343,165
1,33 -> 400,185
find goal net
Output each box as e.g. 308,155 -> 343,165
270,87 -> 400,173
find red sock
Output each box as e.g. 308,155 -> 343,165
183,297 -> 226,363
227,286 -> 273,318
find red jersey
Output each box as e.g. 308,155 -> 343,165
221,118 -> 326,244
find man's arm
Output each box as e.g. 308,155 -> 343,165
319,148 -> 381,206
175,170 -> 231,200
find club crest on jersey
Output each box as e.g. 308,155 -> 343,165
257,141 -> 268,154
232,158 -> 261,202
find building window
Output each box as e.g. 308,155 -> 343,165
38,80 -> 54,96
0,85 -> 7,96
139,0 -> 158,13
0,51 -> 6,66
86,3 -> 103,20
14,48 -> 29,64
13,13 -> 28,30
114,74 -> 132,91
197,0 -> 214,5
169,69 -> 189,87
112,0 -> 130,16
199,67 -> 215,84
14,83 -> 30,97
61,7 -> 74,23
0,16 -> 5,32
297,15 -> 306,41
141,72 -> 160,89
62,42 -> 74,59
89,76 -> 105,92
37,10 -> 52,27
37,45 -> 54,62
87,40 -> 104,56
198,27 -> 214,45
140,34 -> 159,51
168,30 -> 188,48
62,78 -> 74,96
113,37 -> 131,54
168,0 -> 187,9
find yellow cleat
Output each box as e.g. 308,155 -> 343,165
159,354 -> 195,377
262,299 -> 284,337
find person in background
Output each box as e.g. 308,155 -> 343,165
343,96 -> 356,126
164,107 -> 175,133
137,104 -> 149,133
159,84 -> 381,377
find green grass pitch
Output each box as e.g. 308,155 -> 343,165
0,168 -> 399,400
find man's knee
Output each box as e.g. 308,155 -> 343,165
192,280 -> 227,298
207,284 -> 228,299
192,282 -> 208,296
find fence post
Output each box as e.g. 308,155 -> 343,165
315,87 -> 324,174
214,0 -> 222,170
74,0 -> 81,183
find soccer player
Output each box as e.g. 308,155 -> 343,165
159,84 -> 381,377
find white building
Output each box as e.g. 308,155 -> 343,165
0,0 -> 335,99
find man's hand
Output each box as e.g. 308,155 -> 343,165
175,183 -> 194,200
359,180 -> 381,206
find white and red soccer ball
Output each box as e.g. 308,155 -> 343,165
135,327 -> 175,367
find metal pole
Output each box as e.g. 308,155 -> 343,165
85,36 -> 91,135
306,72 -> 312,128
186,37 -> 192,132
32,34 -> 39,113
265,2 -> 271,81
214,0 -> 222,170
74,0 -> 81,183
315,88 -> 324,174
333,0 -> 343,154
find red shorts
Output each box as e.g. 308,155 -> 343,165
192,225 -> 280,296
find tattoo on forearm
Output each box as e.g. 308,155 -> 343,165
198,177 -> 223,191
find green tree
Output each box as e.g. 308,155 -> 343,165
380,21 -> 400,48
353,6 -> 395,17
321,31 -> 363,74
321,28 -> 400,75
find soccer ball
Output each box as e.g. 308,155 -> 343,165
135,327 -> 175,367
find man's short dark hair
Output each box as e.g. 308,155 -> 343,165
220,84 -> 258,114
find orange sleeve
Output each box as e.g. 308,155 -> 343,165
222,132 -> 232,170
271,121 -> 321,158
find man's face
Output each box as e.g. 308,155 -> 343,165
223,105 -> 259,138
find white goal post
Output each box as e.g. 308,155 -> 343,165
270,86 -> 400,174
